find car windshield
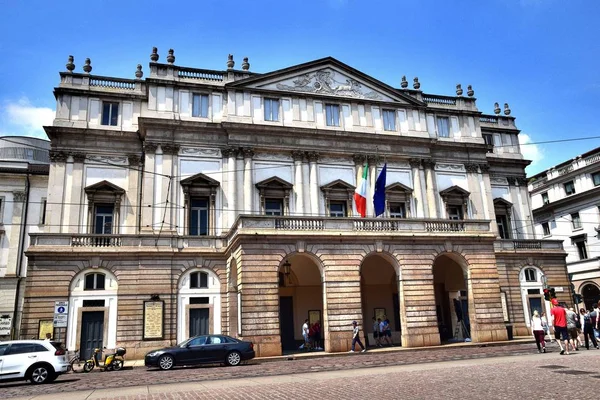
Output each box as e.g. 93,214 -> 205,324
178,336 -> 207,347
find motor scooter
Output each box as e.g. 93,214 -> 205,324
83,347 -> 126,372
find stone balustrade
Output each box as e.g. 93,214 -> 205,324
494,239 -> 564,252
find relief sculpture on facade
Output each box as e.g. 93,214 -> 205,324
275,69 -> 382,100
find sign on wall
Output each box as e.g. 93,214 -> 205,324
38,320 -> 54,339
0,317 -> 11,335
53,301 -> 68,328
143,301 -> 164,340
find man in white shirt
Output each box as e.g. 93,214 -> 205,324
300,319 -> 309,349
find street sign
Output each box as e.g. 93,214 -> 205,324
554,287 -> 564,292
0,317 -> 11,335
53,301 -> 68,328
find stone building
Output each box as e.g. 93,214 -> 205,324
528,146 -> 600,310
23,49 -> 569,359
0,136 -> 49,339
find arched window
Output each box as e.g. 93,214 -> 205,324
190,272 -> 208,289
524,268 -> 537,282
84,273 -> 106,290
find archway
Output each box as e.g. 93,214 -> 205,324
581,283 -> 600,310
360,254 -> 399,346
278,254 -> 323,352
433,254 -> 470,342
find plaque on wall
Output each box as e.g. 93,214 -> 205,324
38,320 -> 54,340
143,301 -> 164,340
500,292 -> 510,322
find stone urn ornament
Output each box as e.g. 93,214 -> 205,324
494,102 -> 501,115
456,84 -> 463,96
150,47 -> 159,62
504,103 -> 511,116
135,64 -> 143,79
66,55 -> 75,72
241,57 -> 250,71
401,75 -> 408,89
413,77 -> 421,90
83,58 -> 92,74
467,85 -> 474,97
166,49 -> 175,64
227,54 -> 235,69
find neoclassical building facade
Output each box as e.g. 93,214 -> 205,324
23,50 -> 569,359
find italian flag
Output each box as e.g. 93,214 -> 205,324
354,162 -> 368,217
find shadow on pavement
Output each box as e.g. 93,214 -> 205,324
0,378 -> 80,389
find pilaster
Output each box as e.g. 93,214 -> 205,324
409,158 -> 425,218
141,142 -> 157,232
242,148 -> 254,214
307,152 -> 319,216
292,151 -> 305,216
423,159 -> 438,218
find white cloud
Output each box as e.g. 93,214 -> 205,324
0,97 -> 54,139
519,133 -> 543,166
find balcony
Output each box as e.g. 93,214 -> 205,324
493,239 -> 564,252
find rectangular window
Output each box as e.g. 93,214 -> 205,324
448,206 -> 463,220
101,102 -> 119,126
265,199 -> 283,216
329,201 -> 346,217
0,197 -> 3,223
325,104 -> 340,127
192,94 -> 209,118
571,212 -> 582,230
389,202 -> 406,218
593,172 -> 600,187
541,192 -> 549,205
542,222 -> 550,237
382,110 -> 396,131
189,198 -> 209,236
482,134 -> 494,153
40,198 -> 47,225
564,181 -> 576,196
496,215 -> 510,239
437,117 -> 450,138
94,204 -> 114,234
525,269 -> 537,282
575,240 -> 588,260
190,297 -> 210,305
264,98 -> 280,121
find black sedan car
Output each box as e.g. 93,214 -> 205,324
145,335 -> 255,370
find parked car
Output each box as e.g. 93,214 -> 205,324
0,340 -> 71,384
145,335 -> 255,370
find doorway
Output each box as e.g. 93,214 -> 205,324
80,311 -> 104,360
433,255 -> 470,342
279,296 -> 295,351
189,308 -> 209,337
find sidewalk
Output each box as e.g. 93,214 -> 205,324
124,336 -> 535,368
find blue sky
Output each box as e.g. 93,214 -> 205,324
0,0 -> 598,175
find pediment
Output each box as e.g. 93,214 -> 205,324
256,176 -> 293,190
180,173 -> 220,188
493,197 -> 513,208
320,179 -> 356,191
84,180 -> 125,194
228,57 -> 424,105
439,185 -> 470,197
386,182 -> 413,193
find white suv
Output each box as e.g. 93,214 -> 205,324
0,340 -> 71,384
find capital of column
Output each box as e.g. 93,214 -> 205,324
516,177 -> 528,186
49,150 -> 68,163
242,148 -> 255,159
367,155 -> 380,165
221,147 -> 238,158
421,159 -> 435,169
71,152 -> 86,163
479,163 -> 490,173
144,142 -> 158,153
307,151 -> 319,163
465,163 -> 479,173
352,154 -> 366,166
408,158 -> 421,169
128,154 -> 142,166
291,150 -> 305,162
13,191 -> 26,202
161,144 -> 180,155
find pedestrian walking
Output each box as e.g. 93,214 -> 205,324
312,320 -> 323,350
299,319 -> 310,350
566,306 -> 579,351
551,299 -> 571,355
384,316 -> 394,346
372,317 -> 381,347
349,321 -> 366,353
581,308 -> 599,350
541,311 -> 552,343
531,310 -> 546,353
593,303 -> 600,339
379,317 -> 392,346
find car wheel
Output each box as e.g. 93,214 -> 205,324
112,360 -> 123,371
83,360 -> 95,373
158,354 -> 174,370
226,351 -> 242,366
28,364 -> 55,384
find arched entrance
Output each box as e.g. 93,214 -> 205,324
581,283 -> 600,310
360,254 -> 399,346
433,254 -> 470,342
278,254 -> 323,352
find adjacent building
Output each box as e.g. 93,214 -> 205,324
22,49 -> 569,359
0,136 -> 49,339
529,146 -> 600,309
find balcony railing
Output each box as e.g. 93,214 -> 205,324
89,77 -> 136,90
177,67 -> 225,81
72,235 -> 122,247
422,95 -> 456,105
531,177 -> 548,189
494,239 -> 564,252
584,153 -> 600,165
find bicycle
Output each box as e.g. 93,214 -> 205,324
69,349 -> 83,373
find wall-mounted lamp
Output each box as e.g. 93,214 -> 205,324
282,259 -> 291,277
150,294 -> 161,301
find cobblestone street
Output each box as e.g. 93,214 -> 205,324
4,342 -> 600,399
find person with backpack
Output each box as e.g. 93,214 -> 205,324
581,308 -> 599,350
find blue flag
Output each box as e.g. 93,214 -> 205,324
373,164 -> 387,217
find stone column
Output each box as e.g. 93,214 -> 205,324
307,152 -> 320,216
68,153 -> 86,233
141,143 -> 157,233
292,151 -> 305,216
480,164 -> 498,235
127,155 -> 141,234
465,163 -> 484,219
222,148 -> 238,227
7,191 -> 26,275
47,150 -> 68,233
409,158 -> 425,218
423,159 -> 438,219
61,155 -> 74,233
517,177 -> 534,239
243,148 -> 254,214
162,144 -> 180,232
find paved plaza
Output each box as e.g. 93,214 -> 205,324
3,342 -> 600,399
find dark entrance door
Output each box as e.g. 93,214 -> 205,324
189,308 -> 209,337
279,296 -> 295,351
80,311 -> 104,361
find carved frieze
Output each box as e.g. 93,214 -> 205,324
254,152 -> 292,162
274,69 -> 382,100
321,156 -> 352,165
180,147 -> 221,157
490,176 -> 509,186
435,163 -> 464,172
87,155 -> 128,165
